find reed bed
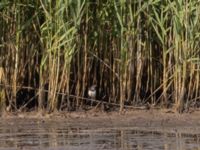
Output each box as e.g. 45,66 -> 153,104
0,0 -> 200,113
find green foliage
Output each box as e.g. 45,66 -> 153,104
0,0 -> 200,113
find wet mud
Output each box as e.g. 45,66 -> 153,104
0,109 -> 200,150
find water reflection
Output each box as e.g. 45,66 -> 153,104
0,119 -> 199,150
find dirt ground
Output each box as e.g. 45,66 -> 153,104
1,108 -> 200,134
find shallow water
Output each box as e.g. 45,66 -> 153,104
0,119 -> 199,150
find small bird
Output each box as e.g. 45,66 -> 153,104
88,85 -> 97,99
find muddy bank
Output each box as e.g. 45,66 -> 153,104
1,109 -> 200,134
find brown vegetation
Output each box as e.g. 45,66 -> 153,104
0,0 -> 200,113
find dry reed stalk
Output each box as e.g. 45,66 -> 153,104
0,66 -> 5,112
0,68 -> 3,82
0,0 -> 200,113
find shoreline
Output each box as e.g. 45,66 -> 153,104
1,109 -> 200,133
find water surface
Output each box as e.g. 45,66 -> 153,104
0,119 -> 199,150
